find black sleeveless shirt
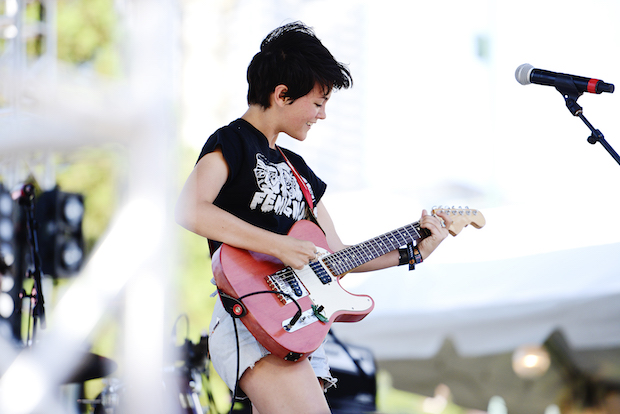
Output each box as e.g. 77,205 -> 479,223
197,118 -> 327,251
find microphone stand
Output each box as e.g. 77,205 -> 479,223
555,75 -> 620,166
19,184 -> 47,344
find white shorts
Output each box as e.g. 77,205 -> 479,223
208,297 -> 337,397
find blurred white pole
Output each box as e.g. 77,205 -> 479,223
0,0 -> 180,412
116,0 -> 180,413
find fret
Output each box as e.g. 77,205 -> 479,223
386,229 -> 408,248
362,240 -> 381,259
401,225 -> 421,243
322,220 -> 429,276
386,233 -> 404,248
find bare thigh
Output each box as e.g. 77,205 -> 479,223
239,354 -> 331,414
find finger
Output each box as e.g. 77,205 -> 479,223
420,220 -> 441,237
436,211 -> 453,228
306,245 -> 319,263
310,250 -> 320,263
292,261 -> 306,270
422,215 -> 448,236
421,213 -> 441,227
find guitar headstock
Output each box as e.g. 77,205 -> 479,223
431,206 -> 486,236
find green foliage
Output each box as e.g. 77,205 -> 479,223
55,146 -> 123,254
174,228 -> 216,339
53,143 -> 218,341
56,0 -> 121,76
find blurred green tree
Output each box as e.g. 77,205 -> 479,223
56,0 -> 120,76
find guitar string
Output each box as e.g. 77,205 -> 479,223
323,221 -> 424,276
275,221 -> 427,289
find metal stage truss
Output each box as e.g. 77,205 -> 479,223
0,1 -> 180,413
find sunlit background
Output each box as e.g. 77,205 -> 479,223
1,0 -> 620,413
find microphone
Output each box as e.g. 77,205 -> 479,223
11,183 -> 35,205
515,63 -> 614,94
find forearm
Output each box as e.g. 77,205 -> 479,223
349,249 -> 400,273
176,199 -> 319,270
175,200 -> 284,258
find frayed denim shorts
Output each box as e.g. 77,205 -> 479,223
208,297 -> 337,396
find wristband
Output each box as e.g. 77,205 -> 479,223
406,243 -> 416,270
413,245 -> 423,265
405,243 -> 423,271
398,248 -> 409,266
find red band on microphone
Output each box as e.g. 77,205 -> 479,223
588,78 -> 599,94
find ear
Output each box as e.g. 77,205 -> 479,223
272,84 -> 289,108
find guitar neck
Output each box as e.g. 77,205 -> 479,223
322,221 -> 430,276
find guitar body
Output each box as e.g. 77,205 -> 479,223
212,207 -> 485,361
212,220 -> 375,361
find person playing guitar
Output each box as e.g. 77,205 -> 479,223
175,21 -> 453,414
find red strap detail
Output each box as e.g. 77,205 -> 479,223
588,78 -> 599,94
277,147 -> 314,210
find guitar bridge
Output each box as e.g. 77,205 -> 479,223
265,268 -> 308,305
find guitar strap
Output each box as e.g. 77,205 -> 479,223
277,146 -> 323,232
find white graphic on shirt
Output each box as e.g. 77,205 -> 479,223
249,154 -> 311,221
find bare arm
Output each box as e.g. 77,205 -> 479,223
315,201 -> 399,272
175,148 -> 319,269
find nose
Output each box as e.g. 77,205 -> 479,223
317,105 -> 326,120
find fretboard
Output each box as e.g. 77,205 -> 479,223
322,221 -> 430,276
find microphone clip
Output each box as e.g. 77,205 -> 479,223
554,74 -> 583,116
554,76 -> 620,166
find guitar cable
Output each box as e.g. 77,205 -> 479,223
218,289 -> 304,414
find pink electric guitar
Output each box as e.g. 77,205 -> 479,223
212,207 -> 485,361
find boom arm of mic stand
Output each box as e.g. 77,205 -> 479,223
554,76 -> 620,167
581,115 -> 620,165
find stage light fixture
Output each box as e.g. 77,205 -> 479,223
62,194 -> 85,227
0,273 -> 16,321
35,187 -> 85,278
0,187 -> 16,272
0,184 -> 22,341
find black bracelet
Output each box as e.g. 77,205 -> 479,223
399,244 -> 423,270
398,248 -> 409,266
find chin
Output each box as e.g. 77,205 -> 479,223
288,132 -> 308,142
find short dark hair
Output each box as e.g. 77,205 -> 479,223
246,22 -> 352,108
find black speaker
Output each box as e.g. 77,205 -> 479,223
35,187 -> 85,278
324,331 -> 377,414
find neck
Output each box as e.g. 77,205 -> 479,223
242,106 -> 279,149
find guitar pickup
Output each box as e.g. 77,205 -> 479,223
309,261 -> 332,284
265,268 -> 308,305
